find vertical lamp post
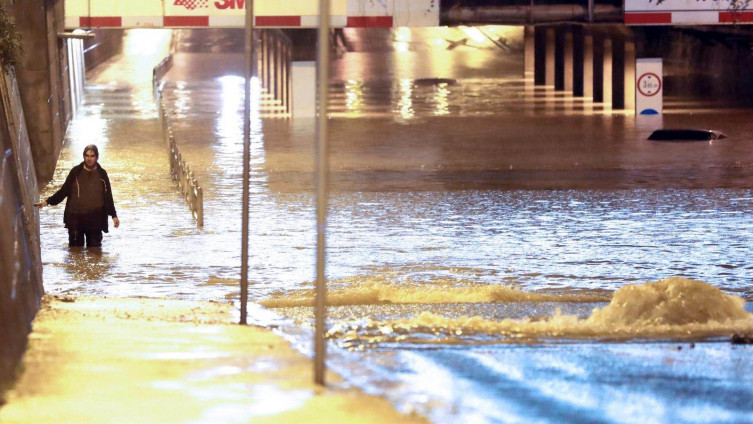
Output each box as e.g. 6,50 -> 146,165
240,0 -> 254,325
314,0 -> 331,385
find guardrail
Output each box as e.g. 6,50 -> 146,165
153,54 -> 204,228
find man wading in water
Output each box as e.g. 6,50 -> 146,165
35,144 -> 120,248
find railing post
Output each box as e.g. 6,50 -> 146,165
196,186 -> 203,227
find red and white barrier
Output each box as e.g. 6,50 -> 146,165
625,0 -> 753,25
65,0 -> 439,28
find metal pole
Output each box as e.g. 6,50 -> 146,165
314,0 -> 330,386
240,0 -> 254,325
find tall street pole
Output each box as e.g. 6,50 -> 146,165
240,0 -> 254,325
314,0 -> 331,385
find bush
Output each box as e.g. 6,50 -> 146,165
0,3 -> 22,67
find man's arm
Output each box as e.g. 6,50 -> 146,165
36,169 -> 75,208
101,168 -> 119,228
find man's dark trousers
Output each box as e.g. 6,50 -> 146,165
68,227 -> 103,247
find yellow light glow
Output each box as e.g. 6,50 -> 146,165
123,29 -> 170,56
394,27 -> 412,43
460,26 -> 488,45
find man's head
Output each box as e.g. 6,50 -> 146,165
83,144 -> 99,169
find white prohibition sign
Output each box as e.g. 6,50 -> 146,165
637,72 -> 662,97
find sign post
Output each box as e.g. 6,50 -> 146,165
635,58 -> 662,115
314,0 -> 330,387
240,0 -> 253,324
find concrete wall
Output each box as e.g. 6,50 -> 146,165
0,67 -> 43,386
10,0 -> 68,185
84,29 -> 125,72
0,0 -> 63,386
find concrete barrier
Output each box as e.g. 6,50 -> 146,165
0,66 -> 43,385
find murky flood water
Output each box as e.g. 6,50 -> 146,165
39,28 -> 753,423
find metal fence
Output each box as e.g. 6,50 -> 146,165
153,55 -> 204,228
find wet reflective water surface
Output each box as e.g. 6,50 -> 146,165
39,28 -> 753,423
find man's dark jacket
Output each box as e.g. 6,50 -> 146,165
46,162 -> 117,232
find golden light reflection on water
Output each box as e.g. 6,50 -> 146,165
433,83 -> 450,116
67,112 -> 109,152
345,80 -> 365,113
214,75 -> 265,171
393,27 -> 412,53
172,82 -> 192,118
217,75 -> 244,141
62,248 -> 113,282
396,79 -> 414,120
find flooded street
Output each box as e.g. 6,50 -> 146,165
38,28 -> 753,423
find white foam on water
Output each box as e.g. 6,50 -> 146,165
322,278 -> 753,346
260,278 -> 608,308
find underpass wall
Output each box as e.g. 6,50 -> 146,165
84,29 -> 125,72
0,67 -> 43,387
635,26 -> 753,105
10,0 -> 68,185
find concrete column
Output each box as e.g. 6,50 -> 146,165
259,31 -> 266,90
534,27 -> 547,85
624,40 -> 636,112
265,32 -> 272,94
555,29 -> 564,90
292,61 -> 316,117
546,28 -> 555,87
583,34 -> 594,99
284,43 -> 291,114
612,38 -> 625,109
275,37 -> 282,109
603,38 -> 613,108
573,28 -> 587,97
592,36 -> 604,103
524,26 -> 535,78
564,30 -> 574,92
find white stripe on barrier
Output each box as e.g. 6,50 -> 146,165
300,15 -> 347,27
209,15 -> 244,26
671,11 -> 719,23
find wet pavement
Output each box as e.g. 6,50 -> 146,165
0,296 -> 424,424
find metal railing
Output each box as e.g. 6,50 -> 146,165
164,120 -> 204,227
153,55 -> 204,228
